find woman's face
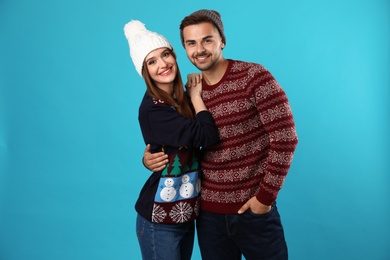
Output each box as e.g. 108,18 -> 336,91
145,48 -> 177,90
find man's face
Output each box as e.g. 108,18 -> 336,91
182,22 -> 224,72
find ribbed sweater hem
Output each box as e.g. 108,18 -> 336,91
201,201 -> 243,214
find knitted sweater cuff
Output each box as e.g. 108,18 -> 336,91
256,189 -> 276,206
195,110 -> 213,120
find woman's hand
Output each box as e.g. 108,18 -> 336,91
186,73 -> 203,100
186,73 -> 202,88
186,72 -> 208,114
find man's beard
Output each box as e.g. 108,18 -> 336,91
192,51 -> 217,71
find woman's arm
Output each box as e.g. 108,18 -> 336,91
186,73 -> 206,114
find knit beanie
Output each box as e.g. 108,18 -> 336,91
124,20 -> 172,76
180,9 -> 225,47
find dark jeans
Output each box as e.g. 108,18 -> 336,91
136,214 -> 195,260
196,204 -> 288,260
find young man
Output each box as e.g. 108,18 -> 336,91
143,9 -> 298,260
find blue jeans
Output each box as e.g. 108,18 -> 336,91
136,214 -> 195,260
196,204 -> 288,260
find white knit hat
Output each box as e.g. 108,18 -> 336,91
124,20 -> 172,76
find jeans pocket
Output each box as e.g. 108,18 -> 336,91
242,205 -> 283,235
247,204 -> 275,218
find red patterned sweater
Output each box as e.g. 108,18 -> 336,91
200,59 -> 298,214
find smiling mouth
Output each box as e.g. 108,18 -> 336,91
195,55 -> 209,63
159,68 -> 171,76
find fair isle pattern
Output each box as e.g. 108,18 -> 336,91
269,150 -> 295,165
201,63 -> 269,102
204,135 -> 270,162
202,188 -> 255,204
260,103 -> 293,124
218,116 -> 260,138
271,127 -> 297,142
264,172 -> 286,188
200,60 -> 298,211
202,73 -> 253,102
202,165 -> 262,182
231,60 -> 260,73
210,99 -> 254,117
253,80 -> 281,100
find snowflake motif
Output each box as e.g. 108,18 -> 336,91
210,99 -> 254,118
255,81 -> 280,100
204,166 -> 254,182
218,117 -> 261,139
152,204 -> 167,223
225,192 -> 236,203
270,151 -> 294,165
209,191 -> 220,203
261,103 -> 292,123
204,136 -> 269,163
203,80 -> 245,101
203,62 -> 272,102
271,128 -> 297,142
264,172 -> 286,188
202,189 -> 254,203
169,202 -> 193,223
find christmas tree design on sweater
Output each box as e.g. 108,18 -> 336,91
152,147 -> 201,223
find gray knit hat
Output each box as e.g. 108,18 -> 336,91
180,9 -> 225,47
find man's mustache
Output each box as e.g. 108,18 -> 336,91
195,51 -> 209,58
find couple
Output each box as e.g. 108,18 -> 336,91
124,9 -> 298,260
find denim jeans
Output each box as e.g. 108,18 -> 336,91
136,214 -> 195,260
196,204 -> 288,260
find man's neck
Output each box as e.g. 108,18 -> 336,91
202,58 -> 229,86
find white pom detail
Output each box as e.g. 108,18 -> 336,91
124,20 -> 147,40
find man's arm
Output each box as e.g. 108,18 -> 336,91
143,144 -> 168,172
239,72 -> 297,214
253,74 -> 298,206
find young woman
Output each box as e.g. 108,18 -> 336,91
123,20 -> 219,260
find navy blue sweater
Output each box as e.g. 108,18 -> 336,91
136,92 -> 219,224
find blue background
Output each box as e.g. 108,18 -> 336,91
1,0 -> 389,259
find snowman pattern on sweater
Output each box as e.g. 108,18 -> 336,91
156,171 -> 200,202
151,149 -> 201,224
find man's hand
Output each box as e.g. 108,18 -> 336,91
238,196 -> 271,214
143,144 -> 168,172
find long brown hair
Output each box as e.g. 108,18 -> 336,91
141,49 -> 194,120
